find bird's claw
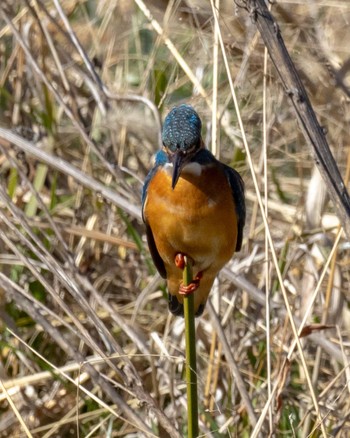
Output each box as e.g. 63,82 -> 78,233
179,280 -> 199,295
175,253 -> 186,270
175,253 -> 202,295
178,272 -> 203,296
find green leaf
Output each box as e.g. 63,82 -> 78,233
25,163 -> 48,217
29,280 -> 46,302
7,167 -> 18,199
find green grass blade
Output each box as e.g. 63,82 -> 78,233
183,257 -> 199,438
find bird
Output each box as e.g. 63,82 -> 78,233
142,104 -> 245,317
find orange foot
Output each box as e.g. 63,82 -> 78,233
178,272 -> 203,296
175,253 -> 202,296
175,253 -> 186,270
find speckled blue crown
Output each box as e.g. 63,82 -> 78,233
162,104 -> 202,152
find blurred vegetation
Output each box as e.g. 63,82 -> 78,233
0,0 -> 349,437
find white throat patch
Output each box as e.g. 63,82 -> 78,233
163,161 -> 202,178
182,162 -> 202,176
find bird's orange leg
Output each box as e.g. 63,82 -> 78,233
178,272 -> 203,295
175,253 -> 203,296
175,253 -> 186,270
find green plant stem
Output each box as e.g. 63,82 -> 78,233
183,256 -> 199,438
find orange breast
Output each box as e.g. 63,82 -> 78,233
144,164 -> 238,276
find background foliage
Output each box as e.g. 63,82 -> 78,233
0,0 -> 349,436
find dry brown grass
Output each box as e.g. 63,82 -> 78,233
0,0 -> 349,436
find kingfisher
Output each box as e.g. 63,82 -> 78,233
142,104 -> 245,317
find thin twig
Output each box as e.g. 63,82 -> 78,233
207,301 -> 257,427
0,379 -> 33,438
243,0 -> 350,238
0,128 -> 140,219
212,6 -> 328,434
183,257 -> 199,438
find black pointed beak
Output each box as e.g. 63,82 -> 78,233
171,151 -> 185,189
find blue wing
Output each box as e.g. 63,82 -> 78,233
142,151 -> 167,278
223,165 -> 246,252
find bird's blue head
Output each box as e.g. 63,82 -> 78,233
162,104 -> 203,189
